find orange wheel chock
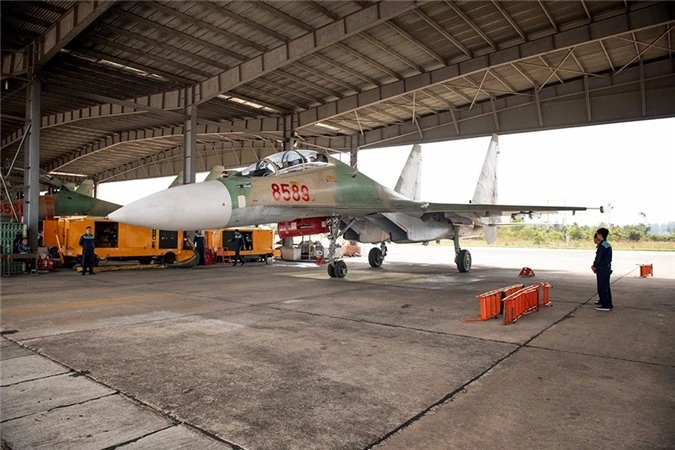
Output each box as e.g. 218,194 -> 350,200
639,264 -> 653,278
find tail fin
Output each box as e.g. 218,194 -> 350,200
394,144 -> 422,201
204,165 -> 225,182
169,171 -> 183,188
75,179 -> 94,197
472,134 -> 500,244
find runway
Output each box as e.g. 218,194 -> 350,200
1,246 -> 673,449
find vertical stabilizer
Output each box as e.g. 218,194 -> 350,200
204,165 -> 226,182
169,171 -> 183,188
472,134 -> 500,244
394,144 -> 422,201
75,179 -> 94,197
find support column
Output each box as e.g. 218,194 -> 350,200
283,115 -> 295,152
23,74 -> 40,249
183,88 -> 197,184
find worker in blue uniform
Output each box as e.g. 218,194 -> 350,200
194,230 -> 206,265
592,227 -> 613,311
79,226 -> 96,275
230,229 -> 246,266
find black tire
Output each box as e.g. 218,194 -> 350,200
335,260 -> 348,278
368,247 -> 384,268
456,249 -> 472,273
138,257 -> 152,265
327,263 -> 336,278
163,252 -> 176,265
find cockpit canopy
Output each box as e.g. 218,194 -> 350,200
238,149 -> 330,177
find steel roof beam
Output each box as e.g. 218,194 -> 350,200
201,1 -> 287,44
358,32 -> 424,74
71,47 -> 195,85
100,23 -> 232,71
306,58 -> 675,150
293,61 -> 360,94
253,2 -> 314,33
188,1 -> 420,105
44,124 -> 282,173
275,70 -> 343,99
414,9 -> 472,59
491,1 -> 526,42
311,53 -> 381,87
149,2 -> 265,53
2,1 -> 114,78
294,3 -> 674,129
85,35 -> 213,79
334,42 -> 402,81
305,1 -> 340,21
443,0 -> 497,51
384,21 -> 445,65
111,7 -> 249,62
538,1 -> 559,33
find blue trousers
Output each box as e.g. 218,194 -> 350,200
596,267 -> 612,308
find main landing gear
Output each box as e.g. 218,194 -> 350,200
368,242 -> 387,268
452,226 -> 472,273
326,216 -> 354,278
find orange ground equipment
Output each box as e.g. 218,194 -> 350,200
465,284 -> 525,322
518,267 -> 535,277
206,227 -> 280,264
502,282 -> 552,325
42,217 -> 189,266
639,264 -> 653,278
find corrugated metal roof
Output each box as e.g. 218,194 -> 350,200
1,0 -> 672,185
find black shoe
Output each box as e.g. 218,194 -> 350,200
232,263 -> 237,266
595,306 -> 612,311
241,260 -> 246,265
594,300 -> 601,305
90,272 -> 96,275
81,272 -> 86,276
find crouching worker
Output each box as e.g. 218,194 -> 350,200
79,226 -> 96,275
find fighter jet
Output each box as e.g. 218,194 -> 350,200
109,135 -> 591,278
0,183 -> 122,221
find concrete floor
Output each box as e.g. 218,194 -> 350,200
1,246 -> 673,450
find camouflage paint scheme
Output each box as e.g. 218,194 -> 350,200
109,147 -> 587,244
1,188 -> 121,221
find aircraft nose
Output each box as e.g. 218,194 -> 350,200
108,180 -> 233,231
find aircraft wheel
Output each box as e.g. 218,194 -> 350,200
334,260 -> 348,278
327,263 -> 336,278
368,247 -> 384,268
456,249 -> 472,273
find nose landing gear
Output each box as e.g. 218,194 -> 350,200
326,216 -> 354,278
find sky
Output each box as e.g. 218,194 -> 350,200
98,117 -> 675,227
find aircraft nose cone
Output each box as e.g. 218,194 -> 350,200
108,180 -> 233,231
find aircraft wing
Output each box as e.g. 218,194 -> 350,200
421,202 -> 589,218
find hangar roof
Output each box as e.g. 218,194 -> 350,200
1,1 -> 674,185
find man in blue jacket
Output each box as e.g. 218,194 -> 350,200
79,226 -> 96,275
194,230 -> 206,265
592,227 -> 612,311
230,229 -> 246,266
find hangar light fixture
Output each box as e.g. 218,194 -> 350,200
48,171 -> 88,178
315,122 -> 341,132
217,95 -> 279,113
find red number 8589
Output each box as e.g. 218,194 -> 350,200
271,183 -> 310,202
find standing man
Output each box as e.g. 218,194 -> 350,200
591,227 -> 613,311
230,229 -> 246,266
194,230 -> 206,265
79,226 -> 96,275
